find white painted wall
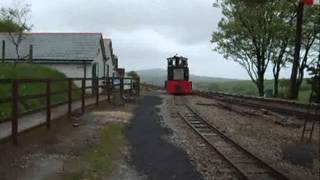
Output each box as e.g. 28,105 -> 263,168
43,64 -> 85,78
106,59 -> 115,77
103,39 -> 116,77
43,53 -> 104,88
42,40 -> 117,89
43,64 -> 88,87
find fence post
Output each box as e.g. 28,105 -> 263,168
68,79 -> 72,119
92,78 -> 96,96
81,79 -> 85,113
111,77 -> 114,92
46,80 -> 51,129
96,78 -> 99,105
130,78 -> 133,96
28,45 -> 33,63
11,80 -> 18,145
120,77 -> 124,97
91,78 -> 94,96
136,77 -> 140,96
107,77 -> 111,102
2,40 -> 5,63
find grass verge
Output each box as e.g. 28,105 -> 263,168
0,63 -> 81,120
194,79 -> 312,103
63,123 -> 125,180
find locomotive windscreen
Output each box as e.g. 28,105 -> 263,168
173,68 -> 184,80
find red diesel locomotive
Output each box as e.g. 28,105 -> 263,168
165,55 -> 192,94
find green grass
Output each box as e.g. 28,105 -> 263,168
0,63 -> 81,119
64,123 -> 125,180
193,79 -> 312,103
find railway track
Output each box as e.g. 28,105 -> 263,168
194,91 -> 320,120
174,96 -> 293,180
142,84 -> 319,119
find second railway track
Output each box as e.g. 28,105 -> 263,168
174,96 -> 293,180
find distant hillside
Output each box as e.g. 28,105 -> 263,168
136,68 -> 236,88
135,68 -> 312,103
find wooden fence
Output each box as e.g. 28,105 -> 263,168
0,77 -> 140,144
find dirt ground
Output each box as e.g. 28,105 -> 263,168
0,91 -> 205,180
0,101 -> 139,180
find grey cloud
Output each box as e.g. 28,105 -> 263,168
30,0 -> 221,45
2,0 -> 255,79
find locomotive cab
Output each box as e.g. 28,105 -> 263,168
165,55 -> 192,94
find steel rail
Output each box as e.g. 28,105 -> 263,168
194,91 -> 319,119
177,112 -> 249,180
176,96 -> 293,180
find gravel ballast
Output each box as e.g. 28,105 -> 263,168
159,94 -> 241,180
187,95 -> 319,180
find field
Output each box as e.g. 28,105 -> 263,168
193,79 -> 312,103
0,63 -> 80,120
136,69 -> 312,103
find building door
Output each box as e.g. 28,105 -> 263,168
92,63 -> 97,94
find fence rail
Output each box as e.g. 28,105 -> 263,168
0,76 -> 140,144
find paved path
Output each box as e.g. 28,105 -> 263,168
0,96 -> 108,140
126,94 -> 203,180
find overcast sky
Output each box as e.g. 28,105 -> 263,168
1,0 -> 292,79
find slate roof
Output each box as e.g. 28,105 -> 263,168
0,33 -> 104,61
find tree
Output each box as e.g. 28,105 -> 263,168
295,6 -> 319,98
127,71 -> 140,94
240,0 -> 296,98
0,18 -> 21,63
278,79 -> 290,98
288,1 -> 305,100
288,2 -> 319,99
0,2 -> 32,65
307,58 -> 320,103
0,18 -> 21,32
268,2 -> 296,97
271,41 -> 291,97
212,0 -> 286,96
127,71 -> 140,79
212,0 -> 318,98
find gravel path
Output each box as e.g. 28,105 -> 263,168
0,102 -> 137,180
125,92 -> 203,180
